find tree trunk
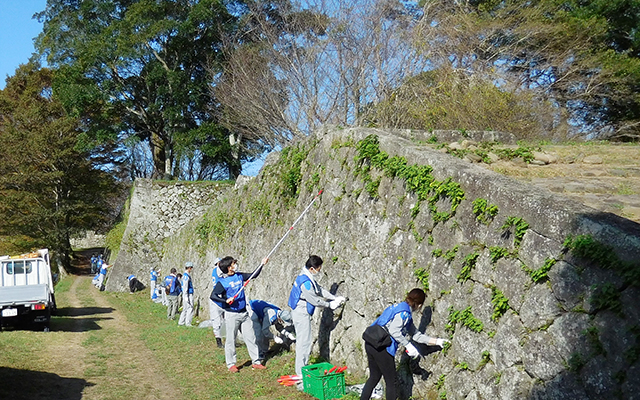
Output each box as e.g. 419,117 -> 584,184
228,133 -> 242,179
150,132 -> 167,178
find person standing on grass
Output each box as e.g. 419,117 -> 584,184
210,256 -> 269,372
360,288 -> 450,400
288,255 -> 345,378
178,262 -> 195,327
209,258 -> 225,348
249,299 -> 295,363
150,267 -> 159,301
164,268 -> 180,320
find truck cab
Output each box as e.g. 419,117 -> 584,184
0,249 -> 57,331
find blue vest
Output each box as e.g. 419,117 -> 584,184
211,267 -> 220,287
99,264 -> 107,275
183,272 -> 194,294
150,270 -> 158,282
373,302 -> 412,356
220,273 -> 246,312
164,275 -> 180,295
250,300 -> 280,323
288,274 -> 316,315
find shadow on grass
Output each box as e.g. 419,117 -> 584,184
0,367 -> 92,400
55,306 -> 114,317
51,315 -> 112,332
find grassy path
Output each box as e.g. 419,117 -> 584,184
0,274 -> 332,400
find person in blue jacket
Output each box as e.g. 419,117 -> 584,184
178,262 -> 195,327
288,255 -> 345,377
150,267 -> 159,300
210,256 -> 269,372
249,299 -> 295,363
164,268 -> 180,320
360,288 -> 450,400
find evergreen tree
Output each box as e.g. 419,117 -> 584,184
0,63 -> 117,269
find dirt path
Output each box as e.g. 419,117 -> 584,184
0,269 -> 176,400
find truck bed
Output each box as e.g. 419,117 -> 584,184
0,284 -> 50,306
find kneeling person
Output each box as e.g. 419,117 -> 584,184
250,299 -> 295,362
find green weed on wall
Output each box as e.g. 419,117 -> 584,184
353,134 -> 465,223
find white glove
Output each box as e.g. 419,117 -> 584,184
274,335 -> 284,344
405,343 -> 420,359
286,332 -> 296,342
435,338 -> 450,348
329,296 -> 345,310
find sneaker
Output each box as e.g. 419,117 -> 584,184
252,363 -> 267,370
216,338 -> 223,348
228,365 -> 239,373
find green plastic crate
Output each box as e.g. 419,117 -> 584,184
302,362 -> 346,400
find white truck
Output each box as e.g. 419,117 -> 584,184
0,249 -> 57,331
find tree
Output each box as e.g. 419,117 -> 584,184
0,63 -> 118,269
35,0 -> 254,179
412,0 -> 640,140
213,0 -> 429,137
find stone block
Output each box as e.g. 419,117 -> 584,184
520,283 -> 562,330
522,330 -> 566,381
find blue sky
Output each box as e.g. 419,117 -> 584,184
0,1 -> 47,89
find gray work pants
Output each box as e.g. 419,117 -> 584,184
166,295 -> 179,320
150,280 -> 156,299
292,306 -> 312,376
251,312 -> 273,361
209,298 -> 225,338
224,310 -> 259,368
179,293 -> 194,326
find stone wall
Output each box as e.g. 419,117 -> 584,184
112,128 -> 640,399
105,179 -> 229,291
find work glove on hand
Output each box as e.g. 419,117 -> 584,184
329,298 -> 343,310
435,338 -> 450,348
274,335 -> 284,344
286,332 -> 296,342
405,343 -> 421,359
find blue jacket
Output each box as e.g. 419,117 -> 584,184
288,274 -> 316,315
164,275 -> 180,296
218,274 -> 246,312
372,302 -> 412,356
183,272 -> 194,294
150,270 -> 158,282
250,300 -> 280,324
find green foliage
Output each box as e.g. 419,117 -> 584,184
444,246 -> 459,262
489,246 -> 512,263
590,283 -> 623,317
436,374 -> 446,390
457,252 -> 480,282
432,248 -> 443,257
567,352 -> 586,372
501,217 -> 529,247
478,351 -> 491,369
472,198 -> 499,224
446,306 -> 484,333
36,0 -> 252,178
414,268 -> 430,290
0,64 -> 119,268
528,258 -> 557,283
493,146 -> 536,163
354,134 -> 465,223
490,286 -> 510,322
584,326 -> 606,356
564,235 -> 640,287
455,361 -> 470,370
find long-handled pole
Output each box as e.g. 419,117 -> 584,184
228,189 -> 323,303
